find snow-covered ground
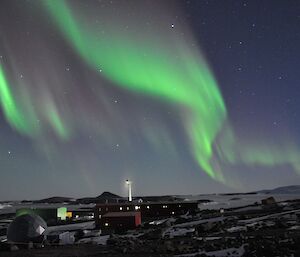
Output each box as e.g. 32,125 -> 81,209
163,227 -> 195,238
238,209 -> 300,224
47,221 -> 95,233
181,193 -> 300,210
77,235 -> 109,245
173,217 -> 225,228
0,204 -> 12,210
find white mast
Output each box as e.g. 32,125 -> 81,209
125,179 -> 132,202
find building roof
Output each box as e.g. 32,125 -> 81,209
96,200 -> 198,207
102,211 -> 140,217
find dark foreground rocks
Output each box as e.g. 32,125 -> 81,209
0,244 -> 172,257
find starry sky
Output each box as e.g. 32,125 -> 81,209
1,0 -> 300,200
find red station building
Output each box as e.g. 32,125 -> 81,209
95,201 -> 198,230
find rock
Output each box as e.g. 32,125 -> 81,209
10,244 -> 19,251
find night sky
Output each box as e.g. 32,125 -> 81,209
1,0 -> 300,200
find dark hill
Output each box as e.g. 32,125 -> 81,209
96,191 -> 121,199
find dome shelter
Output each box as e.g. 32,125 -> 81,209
7,214 -> 47,247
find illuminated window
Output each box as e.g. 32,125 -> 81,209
163,205 -> 168,209
178,205 -> 181,208
104,222 -> 109,226
126,206 -> 130,210
135,206 -> 140,210
171,211 -> 175,215
99,215 -> 101,219
57,207 -> 67,221
120,207 -> 123,210
146,205 -> 150,209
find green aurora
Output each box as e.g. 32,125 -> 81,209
0,64 -> 33,135
43,0 -> 227,181
0,64 -> 69,140
0,0 -> 299,186
42,0 -> 300,180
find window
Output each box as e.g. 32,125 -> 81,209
120,207 -> 123,210
104,222 -> 109,226
163,205 -> 168,209
146,205 -> 150,209
135,205 -> 140,210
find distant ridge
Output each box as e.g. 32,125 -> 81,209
33,196 -> 75,203
258,185 -> 300,194
17,185 -> 300,203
